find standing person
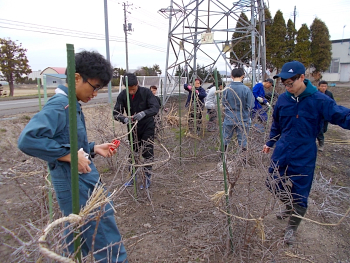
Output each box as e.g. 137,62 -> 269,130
205,81 -> 224,131
263,60 -> 350,245
222,68 -> 254,152
316,80 -> 334,151
113,73 -> 160,189
150,85 -> 162,137
251,78 -> 274,122
184,78 -> 207,135
17,51 -> 128,262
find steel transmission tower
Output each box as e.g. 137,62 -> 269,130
159,0 -> 267,103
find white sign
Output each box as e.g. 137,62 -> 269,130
201,32 -> 214,44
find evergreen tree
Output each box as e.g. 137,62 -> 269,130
0,38 -> 32,96
294,24 -> 311,68
310,18 -> 332,80
268,10 -> 287,71
230,12 -> 250,67
285,19 -> 297,62
264,8 -> 274,69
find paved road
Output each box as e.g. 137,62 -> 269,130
0,92 -> 119,118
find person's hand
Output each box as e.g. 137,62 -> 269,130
195,89 -> 199,94
133,111 -> 146,121
187,85 -> 192,91
266,102 -> 272,109
262,145 -> 271,153
123,117 -> 130,124
94,143 -> 118,158
78,149 -> 91,174
257,96 -> 264,103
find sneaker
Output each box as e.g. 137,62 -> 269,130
140,178 -> 151,190
124,180 -> 134,187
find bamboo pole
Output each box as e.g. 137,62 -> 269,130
214,69 -> 234,252
124,76 -> 137,197
37,78 -> 42,110
178,75 -> 182,164
66,43 -> 81,262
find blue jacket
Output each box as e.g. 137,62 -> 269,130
18,85 -> 99,186
252,82 -> 268,110
222,81 -> 254,125
266,79 -> 350,168
184,84 -> 207,109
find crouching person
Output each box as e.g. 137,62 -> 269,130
18,51 -> 128,262
263,60 -> 350,245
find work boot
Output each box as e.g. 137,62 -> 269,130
318,140 -> 324,152
140,172 -> 151,190
284,204 -> 307,245
276,204 -> 293,220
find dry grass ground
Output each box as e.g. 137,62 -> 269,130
0,86 -> 349,262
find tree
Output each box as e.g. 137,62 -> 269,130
294,24 -> 311,68
230,12 -> 251,67
310,18 -> 332,80
268,10 -> 287,71
134,64 -> 162,76
285,19 -> 297,62
0,38 -> 32,96
264,8 -> 274,69
113,67 -> 126,86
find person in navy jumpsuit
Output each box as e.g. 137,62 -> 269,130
263,61 -> 350,245
18,51 -> 128,262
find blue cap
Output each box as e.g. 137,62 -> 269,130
273,61 -> 306,79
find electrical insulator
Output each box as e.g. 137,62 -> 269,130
128,23 -> 132,31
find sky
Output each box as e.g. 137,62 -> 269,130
0,0 -> 349,74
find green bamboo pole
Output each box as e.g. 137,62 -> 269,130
192,78 -> 197,155
124,76 -> 137,197
66,43 -> 81,262
178,75 -> 182,164
43,75 -> 47,104
37,78 -> 42,110
214,69 -> 234,252
160,79 -> 163,125
265,79 -> 276,136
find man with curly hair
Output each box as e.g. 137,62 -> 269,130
18,51 -> 128,262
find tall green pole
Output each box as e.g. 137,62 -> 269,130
66,44 -> 81,261
124,76 -> 137,196
192,79 -> 197,155
37,78 -> 42,110
43,75 -> 47,104
214,69 -> 234,252
178,75 -> 182,164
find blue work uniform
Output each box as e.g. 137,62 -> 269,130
265,79 -> 350,208
18,85 -> 127,263
251,82 -> 269,122
222,81 -> 254,148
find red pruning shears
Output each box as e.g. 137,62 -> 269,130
109,139 -> 120,151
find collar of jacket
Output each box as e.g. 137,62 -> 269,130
286,79 -> 317,99
57,84 -> 82,111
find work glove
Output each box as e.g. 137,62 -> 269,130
187,85 -> 192,91
123,117 -> 130,124
257,96 -> 264,103
133,111 -> 146,121
195,89 -> 199,94
266,102 -> 272,109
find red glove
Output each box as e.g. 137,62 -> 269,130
195,89 -> 199,94
187,85 -> 192,91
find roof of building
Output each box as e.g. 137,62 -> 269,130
41,67 -> 66,75
331,38 -> 350,44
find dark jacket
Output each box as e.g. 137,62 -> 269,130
266,79 -> 350,168
113,86 -> 160,132
184,83 -> 207,109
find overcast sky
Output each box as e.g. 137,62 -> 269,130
0,0 -> 349,73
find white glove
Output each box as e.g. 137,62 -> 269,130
78,148 -> 89,174
257,97 -> 264,103
266,102 -> 271,108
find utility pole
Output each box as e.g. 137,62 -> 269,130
123,2 -> 133,72
293,6 -> 296,28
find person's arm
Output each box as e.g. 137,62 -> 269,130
184,84 -> 191,92
322,97 -> 350,129
265,101 -> 281,148
253,84 -> 268,104
197,87 -> 207,100
113,91 -> 128,123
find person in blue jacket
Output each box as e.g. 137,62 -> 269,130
184,78 -> 207,135
316,80 -> 335,151
222,68 -> 254,152
251,78 -> 274,122
18,51 -> 128,262
263,60 -> 350,245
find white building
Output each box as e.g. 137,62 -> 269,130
28,70 -> 41,80
40,67 -> 66,87
323,38 -> 350,82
